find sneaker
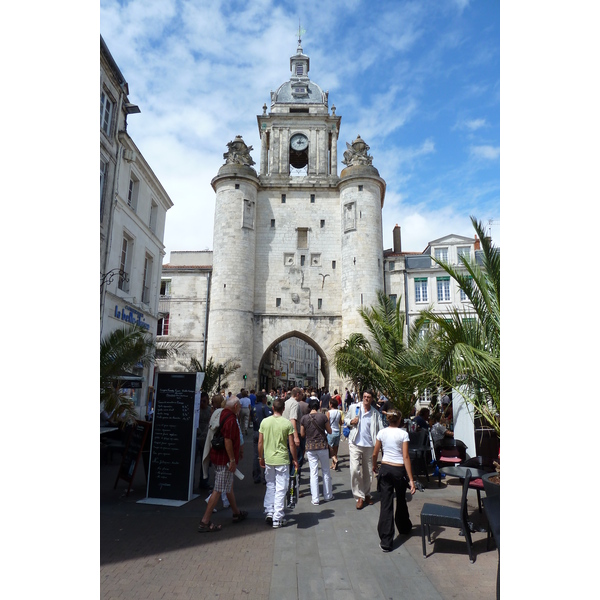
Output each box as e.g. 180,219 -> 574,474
265,514 -> 273,526
311,500 -> 319,506
379,543 -> 392,553
272,519 -> 287,528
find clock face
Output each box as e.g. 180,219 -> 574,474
290,134 -> 308,151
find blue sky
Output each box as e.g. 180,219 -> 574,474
100,0 -> 500,261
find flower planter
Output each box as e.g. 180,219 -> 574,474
482,471 -> 500,497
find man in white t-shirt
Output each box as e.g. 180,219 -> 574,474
344,390 -> 385,509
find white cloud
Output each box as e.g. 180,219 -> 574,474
470,145 -> 500,160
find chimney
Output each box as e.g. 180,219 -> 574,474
393,224 -> 401,253
474,234 -> 480,250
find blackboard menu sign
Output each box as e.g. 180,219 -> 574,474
114,420 -> 151,495
146,373 -> 199,502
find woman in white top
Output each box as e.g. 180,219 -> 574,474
326,398 -> 343,470
372,409 -> 416,552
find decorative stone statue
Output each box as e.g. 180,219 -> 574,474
223,135 -> 255,167
341,135 -> 373,167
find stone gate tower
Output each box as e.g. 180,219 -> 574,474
206,39 -> 386,392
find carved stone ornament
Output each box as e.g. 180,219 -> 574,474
223,135 -> 255,166
341,135 -> 373,167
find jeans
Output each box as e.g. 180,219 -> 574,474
264,464 -> 289,522
376,463 -> 412,549
306,448 -> 333,503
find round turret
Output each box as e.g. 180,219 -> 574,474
339,135 -> 386,341
207,136 -> 259,380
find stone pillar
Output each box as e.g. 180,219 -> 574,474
330,130 -> 338,176
260,130 -> 268,175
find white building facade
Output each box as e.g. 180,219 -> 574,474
100,36 -> 174,417
154,251 -> 212,373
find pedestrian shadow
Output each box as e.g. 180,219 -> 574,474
293,507 -> 335,530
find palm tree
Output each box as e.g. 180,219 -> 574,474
405,216 -> 500,436
100,325 -> 156,424
180,356 -> 241,395
334,290 -> 416,418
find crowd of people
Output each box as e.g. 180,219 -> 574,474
194,385 -> 454,553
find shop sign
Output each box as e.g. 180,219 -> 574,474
114,304 -> 151,330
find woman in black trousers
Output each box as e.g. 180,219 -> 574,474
372,409 -> 416,552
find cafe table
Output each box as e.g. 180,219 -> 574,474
100,426 -> 118,435
439,465 -> 488,479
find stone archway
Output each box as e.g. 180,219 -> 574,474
257,330 -> 330,392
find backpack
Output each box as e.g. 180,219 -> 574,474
211,411 -> 236,451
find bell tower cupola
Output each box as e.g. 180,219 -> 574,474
257,36 -> 341,179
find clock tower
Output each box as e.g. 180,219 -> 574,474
207,38 -> 386,392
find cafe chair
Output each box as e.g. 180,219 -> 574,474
434,438 -> 467,486
462,457 -> 494,513
420,468 -> 475,563
408,429 -> 430,482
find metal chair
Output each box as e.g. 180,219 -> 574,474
420,468 -> 475,563
408,429 -> 430,481
434,438 -> 467,486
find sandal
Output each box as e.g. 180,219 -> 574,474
232,510 -> 248,523
198,521 -> 222,533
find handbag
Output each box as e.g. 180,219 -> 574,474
305,414 -> 329,451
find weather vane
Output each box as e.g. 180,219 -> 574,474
297,20 -> 306,44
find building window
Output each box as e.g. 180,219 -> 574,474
300,255 -> 306,266
100,159 -> 108,220
157,314 -> 170,336
297,228 -> 308,248
271,219 -> 275,228
296,64 -> 303,76
418,320 -> 430,340
318,299 -> 322,309
100,91 -> 113,136
415,278 -> 428,303
235,183 -> 240,189
281,194 -> 286,203
160,279 -> 171,296
434,247 -> 448,263
242,199 -> 255,229
457,246 -> 471,262
437,277 -> 451,302
460,276 -> 473,301
389,294 -> 397,308
118,235 -> 133,292
142,254 -> 153,305
149,200 -> 158,233
276,298 -> 281,307
344,202 -> 356,232
332,260 -> 336,269
310,194 -> 315,203
127,174 -> 139,211
358,185 -> 363,191
320,219 -> 325,228
389,261 -> 395,271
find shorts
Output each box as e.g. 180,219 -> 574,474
213,465 -> 234,493
327,433 -> 341,447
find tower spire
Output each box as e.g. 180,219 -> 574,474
297,20 -> 306,52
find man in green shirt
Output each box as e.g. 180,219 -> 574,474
259,397 -> 298,528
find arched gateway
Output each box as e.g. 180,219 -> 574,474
257,330 -> 331,392
206,38 -> 386,392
